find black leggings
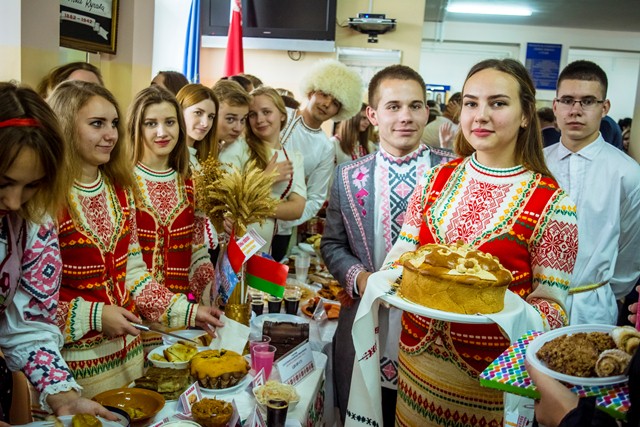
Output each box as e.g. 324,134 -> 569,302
0,356 -> 12,422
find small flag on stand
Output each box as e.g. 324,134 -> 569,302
214,231 -> 245,303
246,254 -> 289,298
223,0 -> 244,77
214,229 -> 267,303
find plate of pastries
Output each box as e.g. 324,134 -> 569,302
526,324 -> 639,386
379,241 -> 525,323
189,349 -> 252,393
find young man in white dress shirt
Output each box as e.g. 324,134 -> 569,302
272,59 -> 364,261
544,60 -> 640,325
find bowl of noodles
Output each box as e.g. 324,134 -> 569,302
253,381 -> 300,410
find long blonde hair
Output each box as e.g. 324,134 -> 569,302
245,86 -> 287,170
48,80 -> 133,190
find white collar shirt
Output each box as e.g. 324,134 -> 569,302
544,134 -> 640,324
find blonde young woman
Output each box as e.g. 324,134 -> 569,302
176,84 -> 219,170
219,86 -> 306,254
47,81 -> 223,398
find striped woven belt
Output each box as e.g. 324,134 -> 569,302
568,281 -> 608,294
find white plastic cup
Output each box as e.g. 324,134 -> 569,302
295,253 -> 310,283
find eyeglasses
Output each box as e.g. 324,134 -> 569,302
554,97 -> 605,110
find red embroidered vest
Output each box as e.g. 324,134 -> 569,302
135,178 -> 195,295
58,184 -> 137,325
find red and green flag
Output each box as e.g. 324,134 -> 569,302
246,254 -> 289,298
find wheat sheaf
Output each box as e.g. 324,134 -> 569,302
195,158 -> 280,237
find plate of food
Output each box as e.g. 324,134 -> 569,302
132,366 -> 192,401
375,242 -> 529,324
525,324 -> 636,386
373,267 -> 524,325
93,388 -> 165,422
301,296 -> 340,319
162,328 -> 212,346
147,342 -> 205,369
24,414 -> 126,427
251,313 -> 310,333
200,370 -> 253,394
190,349 -> 253,394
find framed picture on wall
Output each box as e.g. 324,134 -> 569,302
60,0 -> 119,54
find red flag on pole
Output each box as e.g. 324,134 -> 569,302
223,0 -> 244,77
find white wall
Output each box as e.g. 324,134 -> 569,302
152,0 -> 191,77
421,21 -> 640,119
420,41 -> 519,94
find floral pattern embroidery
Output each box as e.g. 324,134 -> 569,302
352,165 -> 370,216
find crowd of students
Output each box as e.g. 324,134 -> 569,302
0,56 -> 638,427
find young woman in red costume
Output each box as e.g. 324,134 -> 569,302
382,59 -> 579,427
48,81 -> 223,398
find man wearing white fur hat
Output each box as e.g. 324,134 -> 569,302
271,59 -> 364,261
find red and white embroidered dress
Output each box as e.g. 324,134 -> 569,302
133,163 -> 214,300
56,173 -> 198,398
384,156 -> 578,427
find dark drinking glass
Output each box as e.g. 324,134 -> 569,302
267,296 -> 282,314
252,300 -> 264,315
284,296 -> 300,315
266,398 -> 288,427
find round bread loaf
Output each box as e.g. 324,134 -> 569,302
399,241 -> 513,314
190,349 -> 249,389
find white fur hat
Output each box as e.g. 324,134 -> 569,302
299,59 -> 364,122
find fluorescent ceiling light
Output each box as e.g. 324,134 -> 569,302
446,3 -> 533,16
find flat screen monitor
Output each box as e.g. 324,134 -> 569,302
201,0 -> 337,52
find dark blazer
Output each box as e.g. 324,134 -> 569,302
321,146 -> 454,422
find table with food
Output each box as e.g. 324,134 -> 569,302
71,245 -> 341,427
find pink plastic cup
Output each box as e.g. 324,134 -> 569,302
253,344 -> 276,379
249,335 -> 271,370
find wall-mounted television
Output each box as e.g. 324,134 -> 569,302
200,0 -> 337,53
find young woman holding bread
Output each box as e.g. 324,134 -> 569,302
382,59 -> 579,426
47,81 -> 223,398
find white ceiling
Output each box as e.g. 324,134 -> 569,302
424,0 -> 640,33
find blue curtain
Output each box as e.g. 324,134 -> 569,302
183,0 -> 200,83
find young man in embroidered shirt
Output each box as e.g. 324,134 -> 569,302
544,60 -> 640,325
272,59 -> 363,261
321,64 -> 454,426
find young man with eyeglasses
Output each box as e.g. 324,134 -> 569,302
544,60 -> 640,325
